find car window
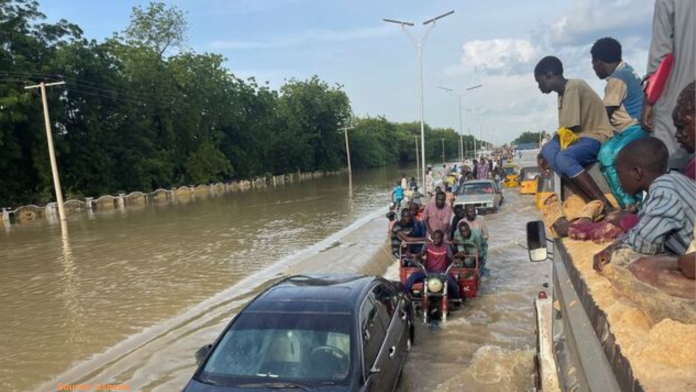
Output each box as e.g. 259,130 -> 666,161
522,170 -> 540,181
360,292 -> 386,371
199,311 -> 352,387
459,183 -> 495,195
372,284 -> 397,318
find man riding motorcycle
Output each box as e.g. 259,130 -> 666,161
403,230 -> 461,302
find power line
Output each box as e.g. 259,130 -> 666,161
0,71 -> 158,102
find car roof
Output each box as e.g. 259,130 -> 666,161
246,274 -> 375,314
521,166 -> 540,173
463,179 -> 494,185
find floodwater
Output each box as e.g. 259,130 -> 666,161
1,151 -> 549,392
0,168 -> 398,392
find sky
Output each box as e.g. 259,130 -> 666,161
40,0 -> 656,144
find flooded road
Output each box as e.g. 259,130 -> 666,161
1,152 -> 548,392
387,189 -> 548,392
0,168 -> 400,392
388,151 -> 549,392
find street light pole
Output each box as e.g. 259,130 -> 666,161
414,136 -> 420,186
438,84 -> 482,163
384,10 -> 454,188
441,138 -> 445,163
463,105 -> 485,158
458,94 -> 463,162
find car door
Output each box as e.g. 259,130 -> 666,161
494,181 -> 503,205
372,283 -> 408,391
359,290 -> 389,392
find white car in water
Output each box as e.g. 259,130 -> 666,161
454,180 -> 503,214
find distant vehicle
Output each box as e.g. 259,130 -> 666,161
455,179 -> 503,213
535,173 -> 554,210
184,274 -> 413,392
501,164 -> 521,188
516,142 -> 539,150
519,166 -> 541,195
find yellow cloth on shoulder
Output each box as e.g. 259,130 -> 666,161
557,127 -> 579,150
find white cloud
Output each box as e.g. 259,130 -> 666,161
209,25 -> 395,50
440,0 -> 654,143
459,39 -> 538,75
547,0 -> 654,45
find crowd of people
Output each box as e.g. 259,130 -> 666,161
390,156 -> 505,211
534,0 -> 695,299
388,187 -> 491,301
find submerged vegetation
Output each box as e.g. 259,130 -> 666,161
0,0 -> 482,205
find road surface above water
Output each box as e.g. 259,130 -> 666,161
1,152 -> 548,392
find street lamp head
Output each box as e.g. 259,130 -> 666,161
423,10 -> 455,25
438,86 -> 454,93
383,18 -> 414,26
466,84 -> 483,91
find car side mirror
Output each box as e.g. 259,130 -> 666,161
526,221 -> 548,262
389,280 -> 404,293
195,344 -> 213,365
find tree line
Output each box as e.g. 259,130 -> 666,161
512,131 -> 548,146
0,1 -> 484,206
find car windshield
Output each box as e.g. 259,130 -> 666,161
198,311 -> 352,387
521,170 -> 540,181
458,183 -> 495,195
503,167 -> 516,175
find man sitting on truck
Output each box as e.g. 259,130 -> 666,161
593,138 -> 695,298
591,37 -> 649,209
534,56 -> 616,215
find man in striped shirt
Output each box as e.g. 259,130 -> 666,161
593,139 -> 695,288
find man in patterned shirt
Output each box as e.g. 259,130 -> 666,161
593,138 -> 695,278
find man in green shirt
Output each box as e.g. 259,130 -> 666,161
452,221 -> 487,269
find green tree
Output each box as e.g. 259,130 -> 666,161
513,131 -> 547,146
123,1 -> 187,57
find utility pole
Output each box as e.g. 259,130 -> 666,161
340,126 -> 355,176
25,81 -> 67,222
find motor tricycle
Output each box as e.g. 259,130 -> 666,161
398,241 -> 480,324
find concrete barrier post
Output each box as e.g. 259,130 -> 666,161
46,202 -> 58,222
2,208 -> 11,227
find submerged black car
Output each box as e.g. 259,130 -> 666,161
183,274 -> 414,392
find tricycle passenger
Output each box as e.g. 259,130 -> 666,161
390,209 -> 426,259
403,230 -> 460,301
452,221 -> 487,270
